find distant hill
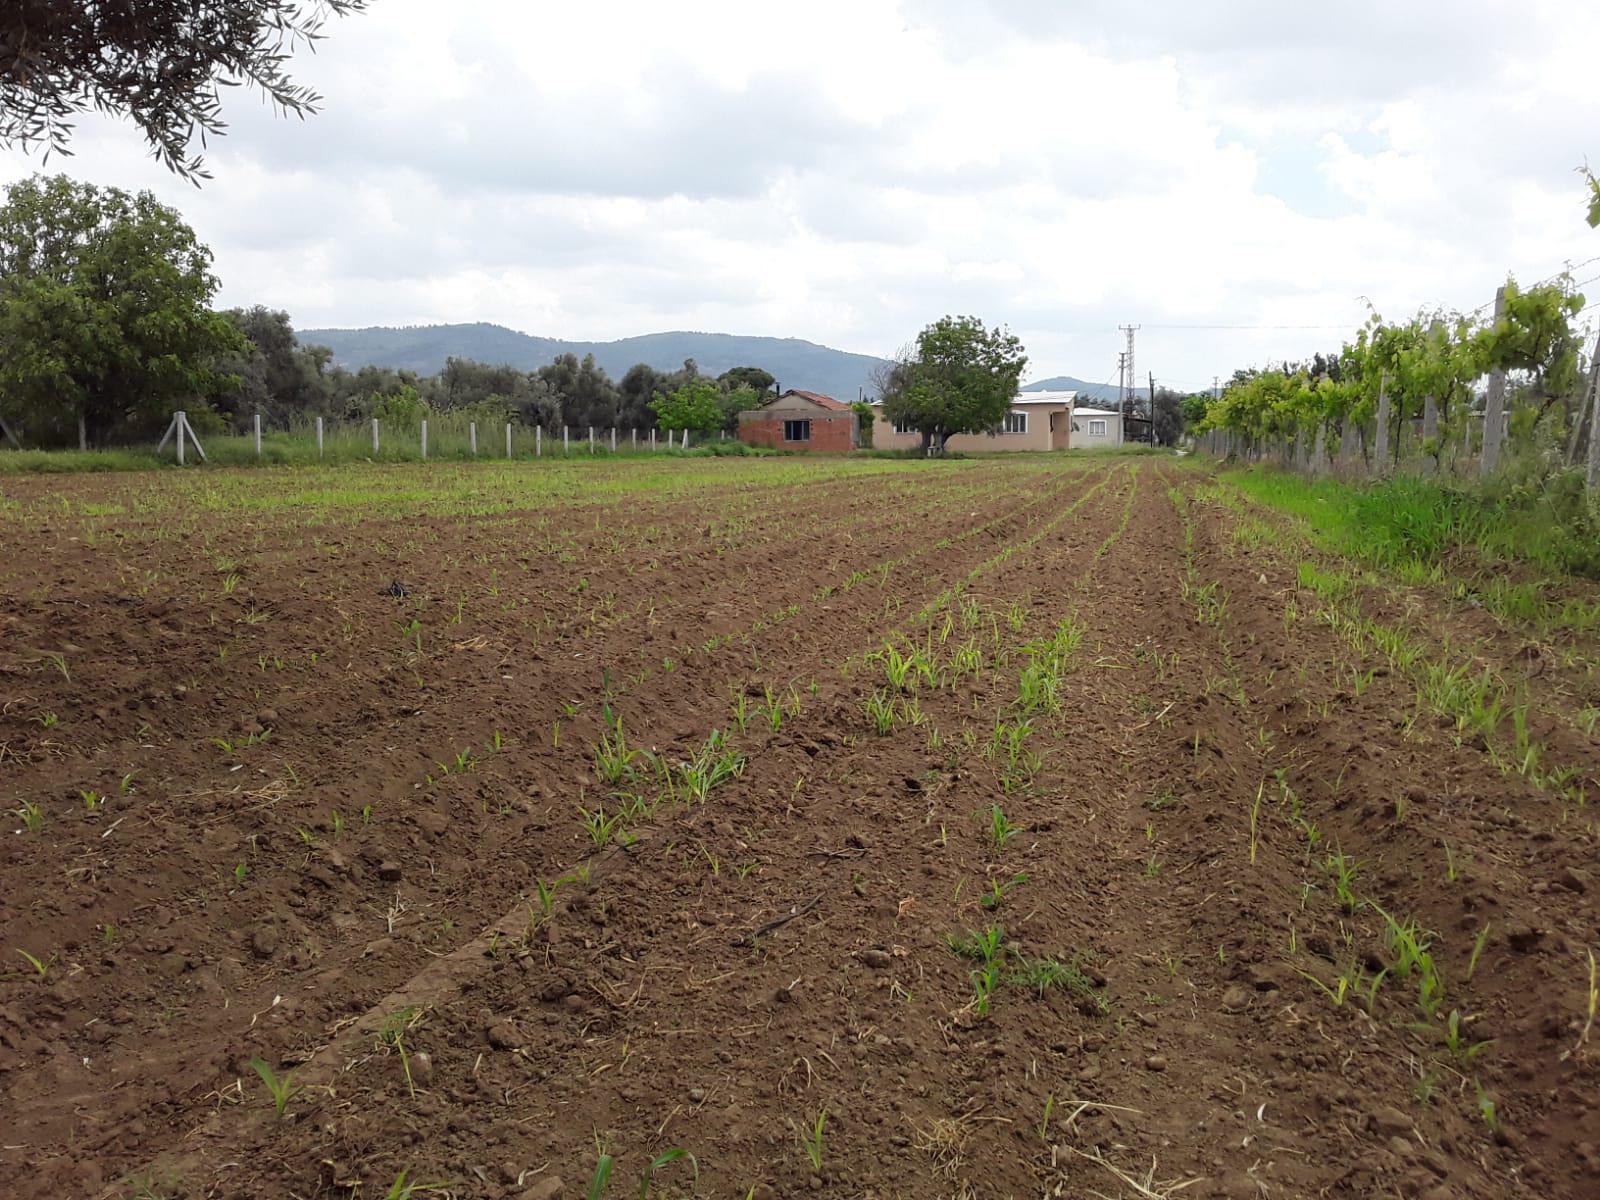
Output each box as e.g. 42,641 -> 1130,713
1022,375 -> 1145,405
298,323 -> 891,403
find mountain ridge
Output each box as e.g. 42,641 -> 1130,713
299,322 -> 891,403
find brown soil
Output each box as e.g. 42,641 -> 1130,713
1,457 -> 1596,1200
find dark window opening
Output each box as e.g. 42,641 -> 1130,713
784,419 -> 812,442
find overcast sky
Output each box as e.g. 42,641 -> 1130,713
4,0 -> 1598,390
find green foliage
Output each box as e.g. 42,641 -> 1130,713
880,315 -> 1028,450
0,3 -> 368,181
851,400 -> 875,448
1473,278 -> 1586,410
651,379 -> 728,434
0,174 -> 244,446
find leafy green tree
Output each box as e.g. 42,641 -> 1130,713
881,316 -> 1028,453
719,366 -> 776,395
651,379 -> 726,434
0,174 -> 243,446
1179,392 -> 1211,432
1,2 -> 368,180
1151,388 -> 1184,446
327,364 -> 433,418
1583,165 -> 1600,229
438,356 -> 558,427
619,363 -> 665,429
208,306 -> 333,427
538,353 -> 621,428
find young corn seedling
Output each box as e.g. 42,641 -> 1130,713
761,685 -> 785,733
578,801 -> 628,849
797,1107 -> 828,1172
595,713 -> 641,786
987,805 -> 1019,850
377,1006 -> 425,1098
14,948 -> 55,981
970,959 -> 1003,1017
674,730 -> 745,804
864,690 -> 896,736
15,802 -> 43,833
1436,1009 -> 1494,1062
586,1147 -> 615,1200
729,690 -> 751,733
1323,848 -> 1362,913
980,872 -> 1029,910
249,1056 -> 303,1118
948,925 -> 1006,963
385,1168 -> 446,1199
1467,923 -> 1492,981
638,1148 -> 698,1198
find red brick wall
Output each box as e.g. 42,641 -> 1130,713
738,412 -> 855,452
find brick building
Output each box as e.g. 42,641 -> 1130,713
736,389 -> 858,452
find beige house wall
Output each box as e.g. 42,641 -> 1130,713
868,403 -> 1071,452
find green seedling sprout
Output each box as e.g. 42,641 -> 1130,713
15,948 -> 54,981
798,1107 -> 828,1172
249,1056 -> 303,1117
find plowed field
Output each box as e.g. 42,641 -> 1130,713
2,455 -> 1597,1199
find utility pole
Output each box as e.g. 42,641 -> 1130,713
1120,324 -> 1140,420
1149,371 -> 1157,445
1117,352 -> 1128,409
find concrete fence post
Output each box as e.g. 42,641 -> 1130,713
651,428 -> 657,451
1374,370 -> 1390,472
254,412 -> 262,459
421,419 -> 428,460
536,425 -> 542,457
610,427 -> 617,452
470,422 -> 477,456
631,428 -> 637,450
562,425 -> 569,455
316,416 -> 324,458
372,417 -> 380,455
176,411 -> 186,466
682,429 -> 690,449
506,423 -> 513,458
589,425 -> 595,453
1482,285 -> 1508,473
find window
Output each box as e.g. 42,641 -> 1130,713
892,420 -> 916,435
783,419 -> 811,442
1088,419 -> 1107,436
1001,411 -> 1027,434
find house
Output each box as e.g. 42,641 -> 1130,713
1068,405 -> 1124,449
737,389 -> 859,452
867,390 -> 1120,452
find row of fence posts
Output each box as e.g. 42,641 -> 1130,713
1196,287 -> 1600,490
246,416 -> 721,460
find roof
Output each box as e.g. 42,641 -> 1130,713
868,389 -> 1078,408
1071,406 -> 1121,417
782,389 -> 850,411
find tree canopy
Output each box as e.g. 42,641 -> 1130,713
0,174 -> 243,446
880,316 -> 1028,452
651,379 -> 727,434
1,1 -> 367,181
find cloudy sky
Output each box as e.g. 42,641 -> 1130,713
4,0 -> 1598,389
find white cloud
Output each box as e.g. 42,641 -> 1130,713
3,0 -> 1597,387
